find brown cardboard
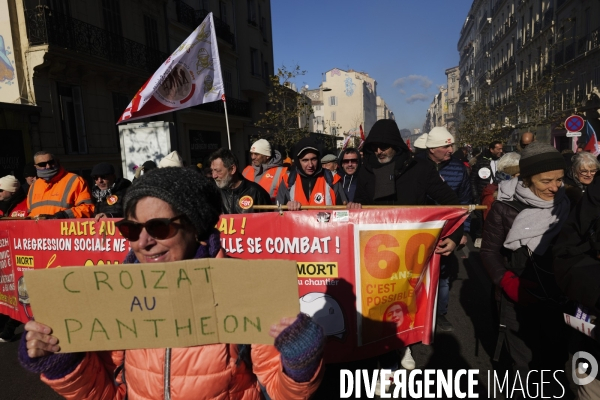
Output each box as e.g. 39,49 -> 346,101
23,258 -> 299,353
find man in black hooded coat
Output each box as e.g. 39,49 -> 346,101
353,120 -> 460,209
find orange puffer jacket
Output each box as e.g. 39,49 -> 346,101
42,344 -> 323,400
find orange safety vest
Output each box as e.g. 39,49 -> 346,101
289,173 -> 339,206
242,165 -> 288,201
27,169 -> 94,218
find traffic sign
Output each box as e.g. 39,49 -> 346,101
566,131 -> 582,137
565,115 -> 584,133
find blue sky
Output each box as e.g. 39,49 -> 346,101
271,0 -> 473,132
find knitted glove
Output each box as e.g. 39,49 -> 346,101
274,313 -> 325,383
18,334 -> 85,380
500,271 -> 538,305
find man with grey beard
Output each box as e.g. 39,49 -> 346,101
208,148 -> 271,214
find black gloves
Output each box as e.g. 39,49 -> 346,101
41,211 -> 69,219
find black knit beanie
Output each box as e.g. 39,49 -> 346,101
124,167 -> 222,239
519,142 -> 566,178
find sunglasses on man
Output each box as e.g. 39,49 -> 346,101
116,215 -> 186,241
341,158 -> 358,165
365,143 -> 392,153
34,159 -> 56,168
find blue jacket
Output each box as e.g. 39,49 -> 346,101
418,152 -> 472,233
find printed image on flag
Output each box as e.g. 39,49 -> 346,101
117,13 -> 224,123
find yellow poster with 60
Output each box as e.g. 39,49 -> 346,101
355,221 -> 445,346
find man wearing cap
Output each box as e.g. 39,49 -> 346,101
242,139 -> 288,203
158,150 -> 184,168
0,175 -> 28,218
419,127 -> 471,332
27,151 -> 94,219
321,154 -> 338,175
209,148 -> 271,214
276,138 -> 346,210
90,162 -> 132,220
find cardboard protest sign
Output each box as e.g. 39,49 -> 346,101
24,259 -> 299,353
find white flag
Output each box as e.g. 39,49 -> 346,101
118,13 -> 224,123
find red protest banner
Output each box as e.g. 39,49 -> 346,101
215,207 -> 467,362
0,207 -> 467,363
0,220 -> 127,323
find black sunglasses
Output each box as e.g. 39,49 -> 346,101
341,158 -> 358,165
94,175 -> 110,181
34,159 -> 56,168
115,215 -> 186,241
365,143 -> 392,152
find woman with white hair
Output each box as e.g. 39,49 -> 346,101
564,151 -> 600,205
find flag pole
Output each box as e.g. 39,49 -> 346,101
222,95 -> 232,149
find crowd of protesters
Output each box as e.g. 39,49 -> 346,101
1,119 -> 600,398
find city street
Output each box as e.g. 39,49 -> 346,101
0,235 -> 575,399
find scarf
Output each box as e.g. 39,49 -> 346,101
498,178 -> 570,254
37,166 -> 60,181
123,228 -> 222,263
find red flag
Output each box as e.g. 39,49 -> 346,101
406,138 -> 412,151
360,124 -> 365,141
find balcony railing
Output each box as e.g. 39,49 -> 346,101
25,7 -> 167,73
174,0 -> 235,47
193,96 -> 250,118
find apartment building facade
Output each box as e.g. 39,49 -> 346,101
457,0 -> 600,149
0,0 -> 273,180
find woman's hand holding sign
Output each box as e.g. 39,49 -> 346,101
24,320 -> 60,358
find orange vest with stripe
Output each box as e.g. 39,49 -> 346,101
242,165 -> 288,202
27,169 -> 94,218
290,173 -> 339,206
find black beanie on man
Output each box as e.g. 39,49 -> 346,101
519,142 -> 566,178
124,167 -> 222,239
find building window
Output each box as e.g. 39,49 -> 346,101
58,84 -> 87,154
263,61 -> 269,83
316,116 -> 323,124
223,69 -> 233,96
329,96 -> 338,106
331,127 -> 338,135
102,0 -> 122,36
250,48 -> 260,76
247,0 -> 256,24
47,0 -> 71,15
315,105 -> 321,111
331,111 -> 336,121
144,15 -> 159,50
219,1 -> 228,24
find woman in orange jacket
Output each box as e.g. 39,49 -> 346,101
19,167 -> 325,400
